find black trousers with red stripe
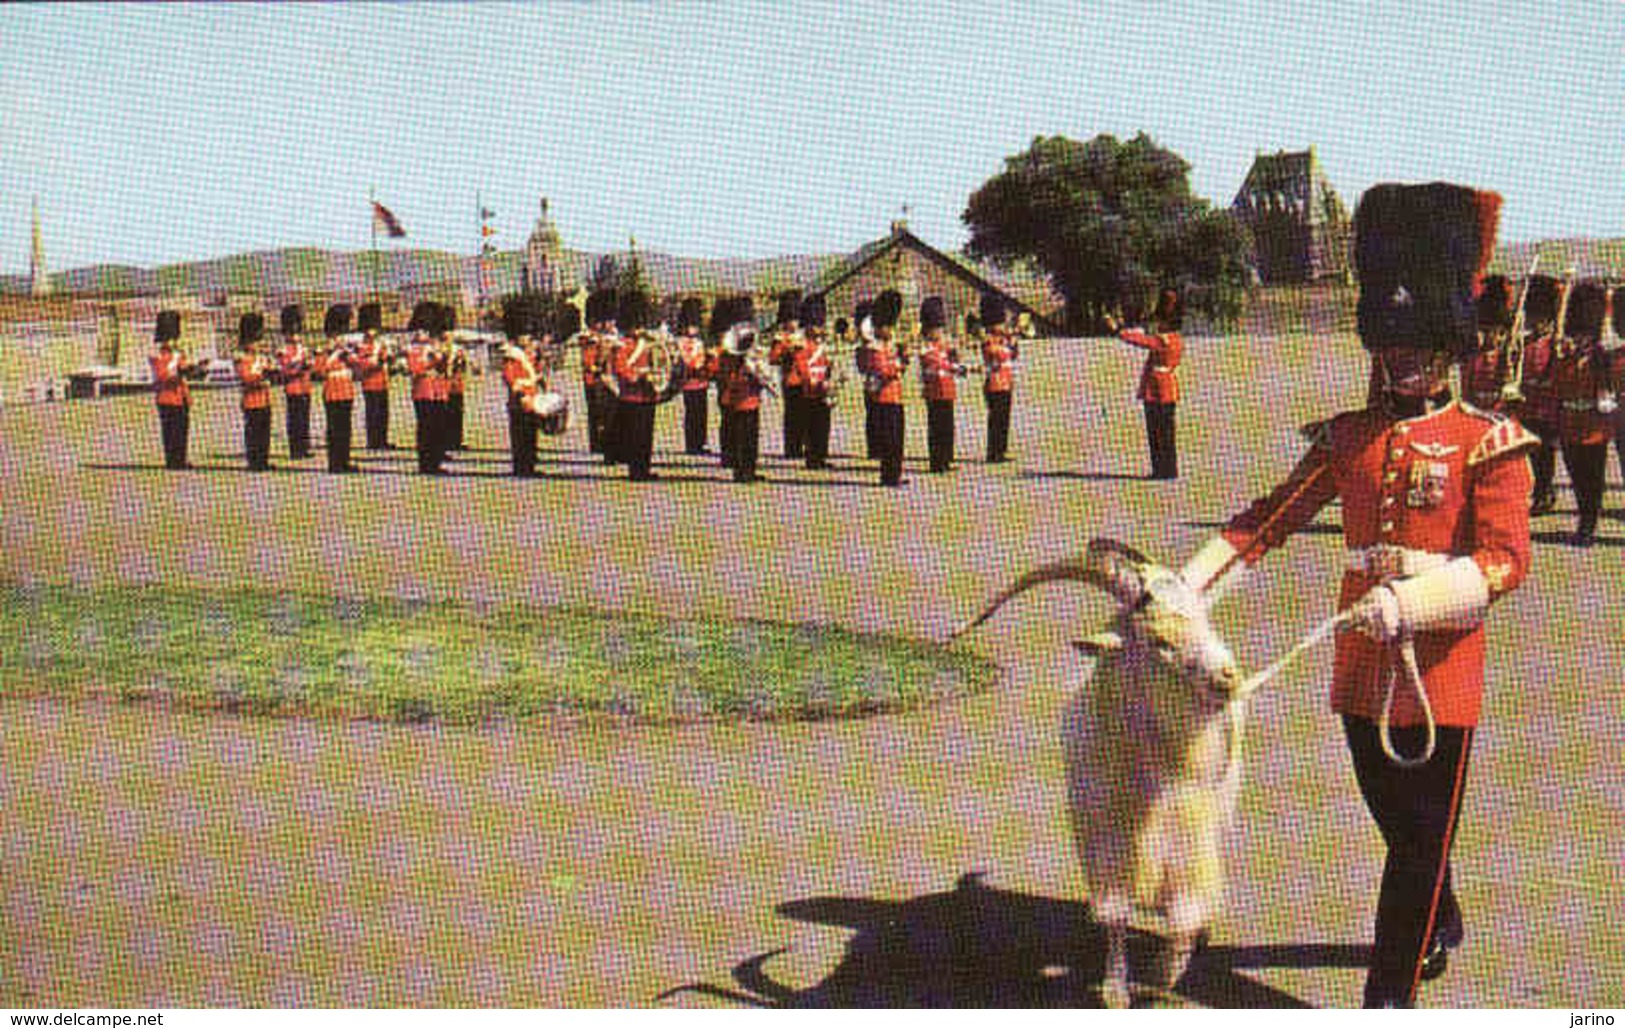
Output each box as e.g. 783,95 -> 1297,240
1342,716 -> 1472,1007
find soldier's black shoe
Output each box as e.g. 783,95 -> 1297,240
1419,939 -> 1450,982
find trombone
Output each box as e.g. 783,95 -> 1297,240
1499,254 -> 1542,404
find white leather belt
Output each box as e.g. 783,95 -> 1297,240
1560,400 -> 1597,412
1152,365 -> 1174,373
1347,545 -> 1451,580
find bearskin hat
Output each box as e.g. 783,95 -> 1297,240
439,303 -> 457,333
1353,182 -> 1501,356
408,301 -> 439,334
1523,275 -> 1562,330
502,296 -> 533,340
709,296 -> 737,340
777,290 -> 802,326
800,294 -> 827,330
585,288 -> 618,326
919,296 -> 946,332
833,317 -> 850,337
965,313 -> 983,336
280,304 -> 304,337
1610,288 -> 1623,343
239,312 -> 265,346
979,292 -> 1007,328
1565,281 -> 1608,341
871,289 -> 903,331
324,304 -> 353,338
1476,275 -> 1514,331
853,301 -> 873,334
677,297 -> 704,332
619,292 -> 653,333
155,310 -> 181,344
357,302 -> 382,334
554,302 -> 582,341
1152,288 -> 1183,331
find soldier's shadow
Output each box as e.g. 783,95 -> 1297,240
658,873 -> 1365,1009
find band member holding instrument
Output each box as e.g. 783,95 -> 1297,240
1108,287 -> 1185,480
276,305 -> 314,460
581,288 -> 616,457
711,299 -> 737,468
853,300 -> 878,461
1181,184 -> 1533,1008
918,295 -> 965,474
675,297 -> 713,455
612,291 -> 660,482
1549,281 -> 1617,546
717,295 -> 772,483
236,312 -> 276,472
442,305 -> 468,452
406,301 -> 449,475
1516,275 -> 1563,515
355,302 -> 394,450
980,293 -> 1018,464
317,304 -> 359,474
1463,276 -> 1514,412
148,310 -> 196,470
796,294 -> 835,470
501,301 -> 541,478
769,290 -> 805,459
867,289 -> 908,487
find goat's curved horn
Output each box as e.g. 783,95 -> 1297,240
949,540 -> 1148,639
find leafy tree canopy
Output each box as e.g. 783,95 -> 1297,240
964,133 -> 1252,330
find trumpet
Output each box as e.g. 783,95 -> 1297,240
1499,253 -> 1542,404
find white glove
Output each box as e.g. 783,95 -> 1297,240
1345,586 -> 1403,643
1598,392 -> 1618,416
1180,536 -> 1247,602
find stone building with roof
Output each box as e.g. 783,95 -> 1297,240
1231,147 -> 1351,284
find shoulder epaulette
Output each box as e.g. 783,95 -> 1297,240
1467,415 -> 1539,466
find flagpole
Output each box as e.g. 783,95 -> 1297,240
369,186 -> 379,308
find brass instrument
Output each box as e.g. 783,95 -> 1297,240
1499,254 -> 1542,404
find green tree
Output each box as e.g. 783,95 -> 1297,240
963,133 -> 1253,331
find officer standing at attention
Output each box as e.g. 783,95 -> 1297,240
1181,183 -> 1534,1008
917,295 -> 964,473
148,310 -> 196,470
276,305 -> 314,460
236,312 -> 276,472
979,293 -> 1018,464
1109,288 -> 1184,480
355,302 -> 394,450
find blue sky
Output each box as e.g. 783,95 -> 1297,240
3,1 -> 1621,273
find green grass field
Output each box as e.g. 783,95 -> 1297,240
2,286 -> 1622,1007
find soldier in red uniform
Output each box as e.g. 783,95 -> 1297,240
979,293 -> 1018,464
865,290 -> 908,487
354,302 -> 394,450
235,313 -> 276,472
276,305 -> 313,460
1609,290 -> 1625,488
917,296 -> 965,474
612,292 -> 660,482
795,294 -> 835,470
1549,281 -> 1617,546
1181,183 -> 1533,1008
1110,288 -> 1185,479
1462,275 -> 1513,412
1514,275 -> 1563,514
769,291 -> 805,459
852,300 -> 878,460
147,310 -> 196,470
501,301 -> 541,478
406,302 -> 449,475
674,298 -> 713,455
716,296 -> 772,483
316,304 -> 359,474
442,305 -> 468,453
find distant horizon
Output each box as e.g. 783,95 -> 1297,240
4,3 -> 1620,274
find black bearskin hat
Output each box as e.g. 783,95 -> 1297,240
776,290 -> 802,326
965,313 -> 983,336
324,304 -> 353,338
585,288 -> 618,326
239,312 -> 265,347
357,302 -> 382,334
979,292 -> 1007,328
834,317 -> 850,337
1523,275 -> 1562,329
554,302 -> 582,341
1353,182 -> 1501,356
800,294 -> 827,330
871,289 -> 903,331
709,296 -> 736,340
280,304 -> 305,337
919,296 -> 946,332
502,296 -> 533,340
1476,275 -> 1514,331
439,304 -> 457,333
677,297 -> 704,332
155,310 -> 181,344
853,301 -> 873,333
408,301 -> 439,334
1610,288 -> 1622,342
618,292 -> 652,333
1152,288 -> 1183,331
1565,281 -> 1608,341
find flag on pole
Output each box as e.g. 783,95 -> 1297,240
371,201 -> 406,238
481,224 -> 497,237
480,206 -> 495,220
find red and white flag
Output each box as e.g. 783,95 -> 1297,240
371,201 -> 406,239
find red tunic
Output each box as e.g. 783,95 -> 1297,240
867,347 -> 904,406
318,350 -> 357,403
1515,334 -> 1560,429
277,343 -> 313,397
1218,401 -> 1535,728
1550,340 -> 1617,446
1118,328 -> 1182,403
407,342 -> 448,402
718,353 -> 764,412
1461,345 -> 1510,412
236,355 -> 274,411
678,335 -> 712,392
770,330 -> 806,387
795,339 -> 834,401
149,348 -> 191,408
613,335 -> 658,404
355,336 -> 390,393
919,340 -> 960,402
981,329 -> 1016,394
580,335 -> 606,388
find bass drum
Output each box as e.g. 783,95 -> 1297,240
528,390 -> 570,435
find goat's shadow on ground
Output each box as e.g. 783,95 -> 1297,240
658,873 -> 1365,1008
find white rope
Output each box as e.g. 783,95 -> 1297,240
1238,610 -> 1351,698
